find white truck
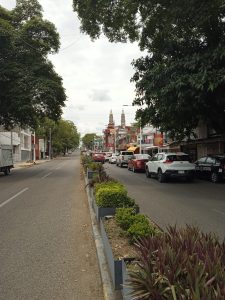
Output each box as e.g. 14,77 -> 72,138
0,145 -> 14,175
116,151 -> 134,167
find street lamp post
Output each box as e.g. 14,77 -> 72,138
122,104 -> 142,154
139,119 -> 142,154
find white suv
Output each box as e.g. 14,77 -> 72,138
145,152 -> 195,182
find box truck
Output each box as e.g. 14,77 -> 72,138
0,145 -> 14,175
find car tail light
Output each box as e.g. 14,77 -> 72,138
163,159 -> 173,164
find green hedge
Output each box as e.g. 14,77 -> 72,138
94,180 -> 123,194
95,182 -> 135,208
115,208 -> 159,243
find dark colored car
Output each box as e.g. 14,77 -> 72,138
128,154 -> 150,172
92,152 -> 105,163
195,154 -> 225,183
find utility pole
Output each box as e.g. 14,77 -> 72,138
114,128 -> 117,153
139,119 -> 142,154
10,130 -> 14,164
49,128 -> 52,160
33,131 -> 36,162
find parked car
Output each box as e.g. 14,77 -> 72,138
195,154 -> 225,183
116,151 -> 134,167
104,152 -> 113,162
108,153 -> 118,164
145,152 -> 195,182
128,154 -> 150,172
92,152 -> 105,163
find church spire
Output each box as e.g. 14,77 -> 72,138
121,109 -> 126,127
108,110 -> 114,127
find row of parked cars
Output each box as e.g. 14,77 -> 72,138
107,151 -> 225,184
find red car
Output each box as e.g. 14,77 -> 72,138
128,154 -> 150,172
92,152 -> 105,163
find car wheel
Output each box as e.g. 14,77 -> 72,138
211,172 -> 219,183
186,176 -> 194,183
132,166 -> 136,173
4,167 -> 10,176
146,168 -> 151,178
158,169 -> 165,183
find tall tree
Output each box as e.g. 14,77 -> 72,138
36,118 -> 80,154
52,119 -> 80,154
73,0 -> 225,140
0,0 -> 66,129
81,133 -> 96,150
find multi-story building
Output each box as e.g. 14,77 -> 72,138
0,127 -> 47,162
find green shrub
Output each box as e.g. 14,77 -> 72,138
128,215 -> 157,243
94,181 -> 123,194
128,225 -> 225,299
115,207 -> 136,230
95,184 -> 135,208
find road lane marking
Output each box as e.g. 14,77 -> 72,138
54,163 -> 65,170
41,172 -> 52,179
213,209 -> 225,217
0,188 -> 29,209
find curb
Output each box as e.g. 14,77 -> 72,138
84,175 -> 122,300
13,160 -> 50,170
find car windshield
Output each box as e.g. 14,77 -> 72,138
167,155 -> 190,162
122,152 -> 133,155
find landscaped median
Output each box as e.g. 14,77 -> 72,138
81,153 -> 225,299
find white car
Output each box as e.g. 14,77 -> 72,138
108,153 -> 118,164
145,152 -> 195,182
104,152 -> 113,162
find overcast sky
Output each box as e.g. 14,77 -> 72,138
1,0 -> 142,136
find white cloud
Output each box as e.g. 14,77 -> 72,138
89,89 -> 111,102
0,0 -> 142,136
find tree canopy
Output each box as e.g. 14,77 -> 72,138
73,0 -> 225,140
81,133 -> 97,150
36,118 -> 80,154
0,0 -> 66,129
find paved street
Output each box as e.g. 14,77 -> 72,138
0,153 -> 104,300
105,163 -> 225,241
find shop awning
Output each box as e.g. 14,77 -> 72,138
127,146 -> 139,152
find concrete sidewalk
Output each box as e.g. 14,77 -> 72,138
13,159 -> 50,169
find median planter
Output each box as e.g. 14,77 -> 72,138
100,218 -> 123,290
93,196 -> 119,220
92,195 -> 139,220
122,260 -> 133,300
86,168 -> 98,180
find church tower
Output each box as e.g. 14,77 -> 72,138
108,110 -> 114,128
121,109 -> 126,128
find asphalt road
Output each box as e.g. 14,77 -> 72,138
0,153 -> 104,300
105,163 -> 225,241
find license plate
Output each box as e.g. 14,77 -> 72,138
218,169 -> 222,173
178,170 -> 185,174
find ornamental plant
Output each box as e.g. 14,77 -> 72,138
81,154 -> 110,184
127,225 -> 225,299
94,180 -> 124,194
95,183 -> 135,208
115,208 -> 159,243
115,207 -> 137,230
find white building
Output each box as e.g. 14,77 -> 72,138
0,127 -> 32,162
